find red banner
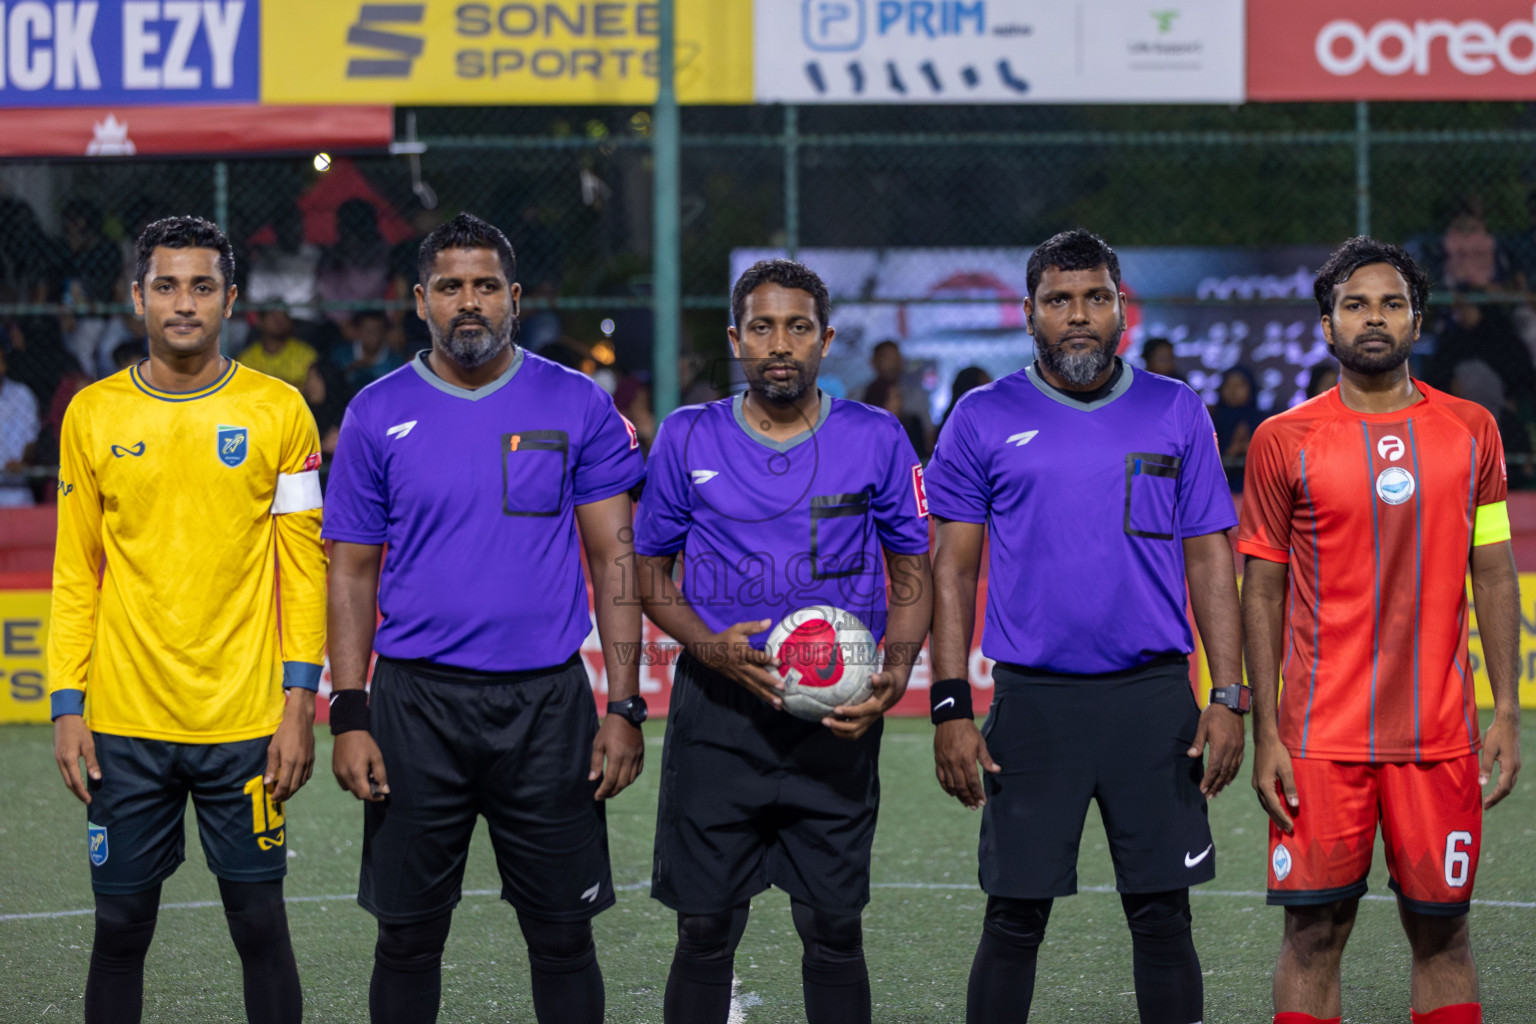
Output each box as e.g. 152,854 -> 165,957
1248,1 -> 1536,100
0,105 -> 393,158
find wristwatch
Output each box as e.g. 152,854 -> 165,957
1208,684 -> 1252,714
607,695 -> 649,727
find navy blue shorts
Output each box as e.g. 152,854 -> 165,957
978,659 -> 1215,899
651,651 -> 882,916
85,732 -> 287,895
358,655 -> 615,925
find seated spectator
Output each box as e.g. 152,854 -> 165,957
865,375 -> 928,460
1140,336 -> 1184,382
111,338 -> 147,374
1210,366 -> 1266,492
1441,202 -> 1507,290
940,365 -> 992,429
236,303 -> 318,391
303,363 -> 347,457
0,341 -> 40,507
1448,359 -> 1534,487
247,203 -> 321,323
316,198 -> 389,325
613,370 -> 656,454
0,197 -> 62,305
1305,362 -> 1339,400
866,339 -> 934,456
1422,288 -> 1536,407
334,309 -> 404,397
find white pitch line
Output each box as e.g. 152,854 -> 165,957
4,882 -> 1532,923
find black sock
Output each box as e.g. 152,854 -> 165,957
219,879 -> 302,1024
85,885 -> 162,1024
371,913 -> 453,1024
664,905 -> 750,1024
792,901 -> 870,1024
966,896 -> 1052,1024
1122,889 -> 1202,1024
517,912 -> 603,1024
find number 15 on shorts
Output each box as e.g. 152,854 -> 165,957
243,775 -> 286,848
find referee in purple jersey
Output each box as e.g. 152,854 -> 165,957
323,214 -> 646,1024
635,260 -> 933,1024
925,230 -> 1247,1024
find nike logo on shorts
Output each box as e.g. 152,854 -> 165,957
934,697 -> 956,710
1184,844 -> 1213,868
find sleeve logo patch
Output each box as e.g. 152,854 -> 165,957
912,464 -> 929,518
621,414 -> 640,450
303,451 -> 322,471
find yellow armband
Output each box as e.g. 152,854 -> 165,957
1473,501 -> 1511,547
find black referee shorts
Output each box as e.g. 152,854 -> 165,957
978,658 -> 1215,900
358,655 -> 614,925
651,651 -> 882,917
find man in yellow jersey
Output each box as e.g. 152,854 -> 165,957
48,216 -> 327,1024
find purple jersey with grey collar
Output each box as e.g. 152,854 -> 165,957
924,363 -> 1236,675
634,393 -> 931,644
323,348 -> 645,671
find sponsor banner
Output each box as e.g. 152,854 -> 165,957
259,0 -> 753,105
1249,0 -> 1536,100
0,104 -> 393,157
755,0 -> 1244,103
0,590 -> 50,725
0,0 -> 260,107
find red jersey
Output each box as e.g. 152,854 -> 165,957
1238,383 -> 1506,763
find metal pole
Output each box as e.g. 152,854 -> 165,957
784,104 -> 799,260
651,0 -> 681,419
213,160 -> 229,232
1355,100 -> 1370,237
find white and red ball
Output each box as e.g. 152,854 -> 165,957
766,605 -> 878,722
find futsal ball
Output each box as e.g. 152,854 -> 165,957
766,605 -> 878,722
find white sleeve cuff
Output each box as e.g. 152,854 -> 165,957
272,470 -> 323,514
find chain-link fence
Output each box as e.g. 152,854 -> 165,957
4,100 -> 1536,501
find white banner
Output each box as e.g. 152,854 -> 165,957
755,0 -> 1244,103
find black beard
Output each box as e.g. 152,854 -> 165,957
435,312 -> 518,370
1037,329 -> 1119,387
1332,329 -> 1412,376
747,359 -> 814,404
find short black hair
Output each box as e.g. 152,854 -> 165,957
731,258 -> 831,332
417,212 -> 516,285
1141,336 -> 1172,359
352,309 -> 389,328
1026,229 -> 1121,299
1313,236 -> 1430,319
135,215 -> 235,290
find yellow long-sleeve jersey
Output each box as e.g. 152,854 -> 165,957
48,360 -> 327,743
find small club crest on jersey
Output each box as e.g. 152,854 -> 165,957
88,823 -> 108,866
217,425 -> 249,468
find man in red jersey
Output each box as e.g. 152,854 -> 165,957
1240,237 -> 1521,1024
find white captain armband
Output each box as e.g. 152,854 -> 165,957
272,470 -> 324,514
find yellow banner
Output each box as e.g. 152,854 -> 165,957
0,591 -> 51,725
261,1 -> 753,105
1193,573 -> 1536,711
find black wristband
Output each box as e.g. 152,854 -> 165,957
328,689 -> 370,735
930,678 -> 974,724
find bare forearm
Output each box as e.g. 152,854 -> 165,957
1185,532 -> 1243,690
882,553 -> 933,692
1472,543 -> 1522,722
1241,559 -> 1288,740
931,521 -> 983,682
639,556 -> 717,653
590,559 -> 641,701
327,547 -> 381,693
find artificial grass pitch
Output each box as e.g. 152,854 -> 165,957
2,716 -> 1533,1023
